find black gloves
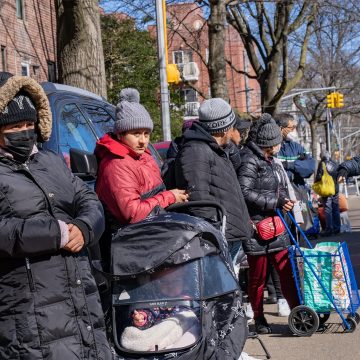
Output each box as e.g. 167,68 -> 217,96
277,197 -> 288,208
337,168 -> 348,181
282,161 -> 295,171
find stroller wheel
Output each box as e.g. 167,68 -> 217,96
288,306 -> 319,337
318,313 -> 330,325
347,313 -> 360,325
343,317 -> 357,333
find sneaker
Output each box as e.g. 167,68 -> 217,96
239,352 -> 261,360
277,298 -> 290,317
246,303 -> 254,323
255,315 -> 272,334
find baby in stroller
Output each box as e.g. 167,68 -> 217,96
121,266 -> 200,351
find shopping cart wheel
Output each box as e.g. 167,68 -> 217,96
343,317 -> 357,333
347,313 -> 360,325
288,305 -> 319,337
318,313 -> 330,325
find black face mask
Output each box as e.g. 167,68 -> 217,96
3,128 -> 37,163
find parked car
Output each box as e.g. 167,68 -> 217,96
40,82 -> 163,180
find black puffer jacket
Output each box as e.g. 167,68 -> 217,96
173,122 -> 253,243
338,155 -> 360,177
239,141 -> 290,255
0,150 -> 112,360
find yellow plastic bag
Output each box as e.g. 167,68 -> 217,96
312,163 -> 335,197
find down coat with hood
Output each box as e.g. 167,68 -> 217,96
0,74 -> 112,359
338,155 -> 360,178
173,122 -> 253,243
239,141 -> 291,255
95,133 -> 176,226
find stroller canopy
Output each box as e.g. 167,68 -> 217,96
110,212 -> 231,277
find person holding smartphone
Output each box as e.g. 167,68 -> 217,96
238,114 -> 299,334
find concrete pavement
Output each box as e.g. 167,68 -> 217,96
243,195 -> 360,360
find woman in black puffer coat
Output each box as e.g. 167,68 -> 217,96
0,72 -> 112,359
238,114 -> 298,334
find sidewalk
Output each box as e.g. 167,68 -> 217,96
243,195 -> 360,360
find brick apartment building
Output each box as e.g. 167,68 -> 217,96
154,3 -> 261,115
0,0 -> 56,82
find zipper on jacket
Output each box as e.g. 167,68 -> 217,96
25,257 -> 36,292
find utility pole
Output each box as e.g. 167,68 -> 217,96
155,0 -> 171,141
242,51 -> 250,112
326,108 -> 331,152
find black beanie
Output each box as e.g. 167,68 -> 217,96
256,113 -> 282,148
0,72 -> 37,126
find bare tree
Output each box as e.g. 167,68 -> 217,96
56,0 -> 107,97
227,0 -> 317,114
293,0 -> 360,158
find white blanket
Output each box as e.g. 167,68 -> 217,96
121,310 -> 199,351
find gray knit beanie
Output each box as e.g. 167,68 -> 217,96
256,113 -> 282,148
198,98 -> 235,134
114,88 -> 153,133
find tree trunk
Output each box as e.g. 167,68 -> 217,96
208,1 -> 228,101
56,0 -> 107,98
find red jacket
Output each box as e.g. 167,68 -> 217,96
95,134 -> 175,225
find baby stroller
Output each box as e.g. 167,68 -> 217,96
99,201 -> 247,360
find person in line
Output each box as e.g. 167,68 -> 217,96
0,72 -> 112,359
337,155 -> 360,180
95,88 -> 188,230
315,150 -> 340,236
173,98 -> 253,263
274,113 -> 316,186
238,114 -> 299,334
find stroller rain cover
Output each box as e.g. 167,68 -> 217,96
107,212 -> 248,360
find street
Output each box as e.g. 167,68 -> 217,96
244,195 -> 360,360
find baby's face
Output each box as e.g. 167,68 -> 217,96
158,276 -> 184,297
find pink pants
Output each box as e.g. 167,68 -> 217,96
247,248 -> 299,318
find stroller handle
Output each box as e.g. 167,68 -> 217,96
166,200 -> 227,236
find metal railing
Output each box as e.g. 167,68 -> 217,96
184,102 -> 200,116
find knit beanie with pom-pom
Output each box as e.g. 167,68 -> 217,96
256,113 -> 282,148
114,88 -> 153,133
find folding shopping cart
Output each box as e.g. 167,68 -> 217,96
277,209 -> 360,336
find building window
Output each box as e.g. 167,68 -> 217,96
21,63 -> 30,76
47,61 -> 56,82
180,88 -> 197,103
173,50 -> 193,66
16,0 -> 24,19
32,65 -> 40,76
1,46 -> 6,71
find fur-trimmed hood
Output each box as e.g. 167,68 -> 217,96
0,75 -> 52,142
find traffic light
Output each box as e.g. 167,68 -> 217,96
167,64 -> 180,84
327,93 -> 335,108
336,92 -> 344,107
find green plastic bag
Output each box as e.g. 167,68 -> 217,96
297,248 -> 333,312
312,163 -> 335,197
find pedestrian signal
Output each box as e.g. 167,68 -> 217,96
327,93 -> 335,108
